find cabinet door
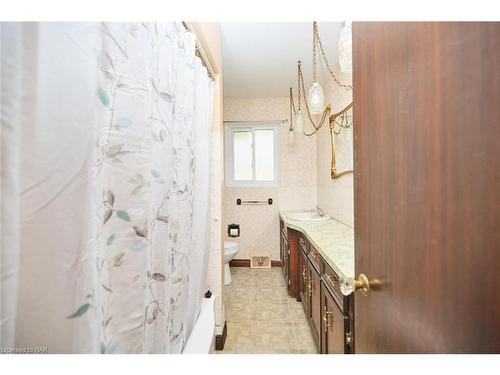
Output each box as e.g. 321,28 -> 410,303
308,260 -> 321,348
299,247 -> 308,313
280,229 -> 288,283
322,284 -> 349,354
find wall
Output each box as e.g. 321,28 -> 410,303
191,22 -> 225,336
223,97 -> 317,260
316,65 -> 354,227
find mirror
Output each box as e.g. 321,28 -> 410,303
329,102 -> 353,179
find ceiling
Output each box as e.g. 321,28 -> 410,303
221,22 -> 343,98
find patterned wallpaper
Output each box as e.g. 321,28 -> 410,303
223,97 -> 317,260
316,65 -> 354,227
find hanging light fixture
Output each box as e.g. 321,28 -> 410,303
338,21 -> 352,73
307,22 -> 325,114
288,22 -> 354,179
308,83 -> 324,115
288,22 -> 353,137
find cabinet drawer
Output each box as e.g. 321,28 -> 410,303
322,262 -> 349,314
308,245 -> 321,273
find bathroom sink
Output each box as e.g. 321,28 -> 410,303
286,211 -> 330,222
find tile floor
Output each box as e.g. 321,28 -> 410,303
220,267 -> 318,354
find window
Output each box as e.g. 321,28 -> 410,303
225,123 -> 279,187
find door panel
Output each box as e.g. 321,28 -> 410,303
353,22 -> 500,353
280,228 -> 288,285
322,285 -> 348,354
309,260 -> 321,348
299,246 -> 308,309
287,229 -> 300,299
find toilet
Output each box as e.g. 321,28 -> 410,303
224,241 -> 239,285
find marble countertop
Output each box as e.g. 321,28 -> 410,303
280,210 -> 354,280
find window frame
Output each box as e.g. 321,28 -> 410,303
224,122 -> 280,188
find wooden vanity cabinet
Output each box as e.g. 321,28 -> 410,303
280,218 -> 354,354
280,219 -> 301,299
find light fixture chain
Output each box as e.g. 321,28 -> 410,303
312,22 -> 318,82
297,61 -> 301,110
315,22 -> 353,91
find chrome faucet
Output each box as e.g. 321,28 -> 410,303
311,205 -> 324,217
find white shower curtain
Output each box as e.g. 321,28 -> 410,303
0,22 -> 214,354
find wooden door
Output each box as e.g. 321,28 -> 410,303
353,22 -> 500,353
321,285 -> 348,354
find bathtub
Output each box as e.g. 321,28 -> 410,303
182,296 -> 216,354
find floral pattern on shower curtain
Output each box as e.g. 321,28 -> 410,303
1,22 -> 214,354
91,22 -> 214,354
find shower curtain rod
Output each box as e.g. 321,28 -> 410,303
181,22 -> 216,81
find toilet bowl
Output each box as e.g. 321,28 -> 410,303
224,241 -> 239,285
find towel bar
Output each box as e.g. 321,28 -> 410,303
236,198 -> 273,205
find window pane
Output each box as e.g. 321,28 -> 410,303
254,129 -> 274,181
233,130 -> 253,181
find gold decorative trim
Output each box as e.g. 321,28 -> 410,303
329,102 -> 354,180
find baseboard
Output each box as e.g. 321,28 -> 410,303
215,321 -> 227,351
229,259 -> 281,267
229,259 -> 250,267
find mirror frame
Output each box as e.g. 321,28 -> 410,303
329,102 -> 353,180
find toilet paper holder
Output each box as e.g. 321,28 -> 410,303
228,224 -> 240,237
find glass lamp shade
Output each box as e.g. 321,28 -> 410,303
308,82 -> 325,115
294,110 -> 305,134
338,21 -> 352,73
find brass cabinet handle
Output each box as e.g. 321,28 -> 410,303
340,273 -> 381,296
302,266 -> 307,283
308,278 -> 313,296
323,305 -> 333,332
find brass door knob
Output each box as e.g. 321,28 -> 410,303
340,274 -> 380,296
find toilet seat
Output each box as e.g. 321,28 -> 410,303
224,240 -> 237,250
